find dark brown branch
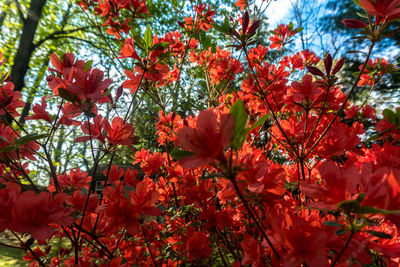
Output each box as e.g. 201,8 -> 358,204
34,26 -> 91,48
13,0 -> 25,22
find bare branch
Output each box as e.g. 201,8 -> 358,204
34,26 -> 91,48
13,0 -> 26,22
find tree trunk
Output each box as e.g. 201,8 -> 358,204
10,0 -> 47,92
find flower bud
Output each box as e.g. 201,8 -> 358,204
341,19 -> 368,29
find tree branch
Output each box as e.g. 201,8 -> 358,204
13,0 -> 25,22
34,26 -> 90,48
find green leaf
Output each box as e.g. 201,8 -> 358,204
363,206 -> 400,214
58,87 -> 77,103
383,109 -> 397,126
151,42 -> 170,51
211,23 -> 229,34
335,229 -> 349,236
171,0 -> 178,7
0,136 -> 11,145
16,133 -> 48,145
144,26 -> 153,49
158,51 -> 172,61
352,0 -> 362,8
366,230 -> 392,239
223,16 -> 230,30
230,99 -> 249,150
132,31 -> 146,51
357,206 -> 386,214
248,114 -> 269,131
170,150 -> 195,160
356,192 -> 366,202
356,12 -> 368,18
323,221 -> 345,228
337,199 -> 360,212
295,27 -> 304,32
0,145 -> 16,153
84,60 -> 93,71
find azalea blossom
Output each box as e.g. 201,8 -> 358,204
177,109 -> 235,168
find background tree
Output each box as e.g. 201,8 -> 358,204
288,0 -> 400,106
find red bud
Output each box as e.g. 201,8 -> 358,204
242,11 -> 249,34
342,19 -> 368,29
324,53 -> 333,76
332,58 -> 345,75
248,20 -> 261,34
307,66 -> 325,77
116,85 -> 123,102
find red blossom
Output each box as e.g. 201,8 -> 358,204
302,162 -> 361,210
288,75 -> 324,108
63,67 -> 112,103
0,81 -> 24,117
185,229 -> 212,260
76,115 -> 107,143
25,97 -> 52,123
359,0 -> 400,23
11,191 -> 73,241
269,24 -> 299,50
235,0 -> 247,11
104,117 -> 135,146
177,109 -> 235,168
129,178 -> 160,217
0,183 -> 20,231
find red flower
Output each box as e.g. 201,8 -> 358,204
119,38 -> 140,60
156,111 -> 183,145
48,168 -> 92,192
23,247 -> 46,262
122,69 -> 142,94
184,4 -> 215,31
269,24 -> 299,50
103,164 -> 124,182
104,117 -> 135,146
241,236 -> 265,267
65,190 -> 98,213
302,162 -> 361,210
76,115 -> 106,143
288,75 -> 324,107
103,179 -> 160,236
359,0 -> 400,23
47,53 -> 86,95
0,125 -> 40,161
48,53 -> 86,75
25,97 -> 52,123
129,178 -> 160,217
0,81 -> 24,117
63,67 -> 112,103
235,0 -> 247,11
272,214 -> 330,267
185,229 -> 212,260
134,150 -> 166,175
315,120 -> 362,157
11,191 -> 72,241
103,182 -> 140,235
0,183 -> 20,231
177,109 -> 235,168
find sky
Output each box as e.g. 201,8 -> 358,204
264,0 -> 292,26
